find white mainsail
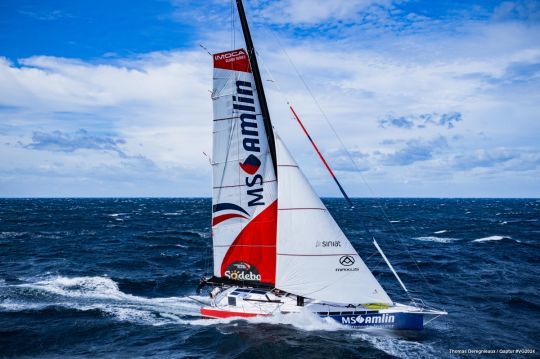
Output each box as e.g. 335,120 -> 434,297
274,134 -> 392,305
211,49 -> 278,285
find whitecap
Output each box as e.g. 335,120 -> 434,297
3,276 -> 350,330
6,276 -> 206,326
19,276 -> 130,300
413,236 -> 459,243
434,230 -> 447,234
472,235 -> 511,242
0,231 -> 27,239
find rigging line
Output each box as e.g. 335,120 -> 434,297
232,0 -> 236,49
288,105 -> 415,296
256,49 -> 291,107
230,0 -> 234,50
290,105 -> 353,207
257,48 -> 416,303
258,46 -> 414,298
268,30 -> 445,308
199,44 -> 212,56
374,239 -> 408,293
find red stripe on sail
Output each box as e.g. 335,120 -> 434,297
212,213 -> 247,226
213,49 -> 251,73
220,200 -> 277,284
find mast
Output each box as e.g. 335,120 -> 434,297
236,0 -> 278,175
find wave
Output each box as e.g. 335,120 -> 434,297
0,276 -> 437,335
0,231 -> 29,239
163,210 -> 187,216
351,332 -> 442,359
0,276 -> 346,331
2,276 -> 205,325
433,230 -> 447,234
20,276 -> 135,300
413,236 -> 459,243
472,235 -> 512,243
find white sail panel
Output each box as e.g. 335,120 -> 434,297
211,49 -> 278,285
275,135 -> 392,305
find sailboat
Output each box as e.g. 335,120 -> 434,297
197,0 -> 447,330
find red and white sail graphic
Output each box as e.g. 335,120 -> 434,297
211,49 -> 278,285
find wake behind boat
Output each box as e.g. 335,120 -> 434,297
197,0 -> 447,331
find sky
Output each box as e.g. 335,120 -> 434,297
0,0 -> 539,198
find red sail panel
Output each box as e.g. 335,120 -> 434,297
213,49 -> 251,73
220,200 -> 277,284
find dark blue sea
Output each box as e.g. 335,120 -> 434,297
0,198 -> 538,358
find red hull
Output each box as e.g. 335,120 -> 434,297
200,307 -> 270,319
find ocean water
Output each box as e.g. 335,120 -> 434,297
0,198 -> 538,358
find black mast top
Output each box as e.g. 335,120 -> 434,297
236,0 -> 278,175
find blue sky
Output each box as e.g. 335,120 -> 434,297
0,0 -> 539,197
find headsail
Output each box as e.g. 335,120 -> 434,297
211,49 -> 278,285
274,134 -> 392,305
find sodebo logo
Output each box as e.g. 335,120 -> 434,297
341,314 -> 395,325
224,261 -> 261,282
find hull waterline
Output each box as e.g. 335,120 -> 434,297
198,286 -> 446,331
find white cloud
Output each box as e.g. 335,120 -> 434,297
0,51 -> 214,196
1,5 -> 539,197
256,0 -> 390,25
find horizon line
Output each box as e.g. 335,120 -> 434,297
0,196 -> 538,200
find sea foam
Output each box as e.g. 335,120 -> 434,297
413,236 -> 459,243
472,235 -> 511,242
